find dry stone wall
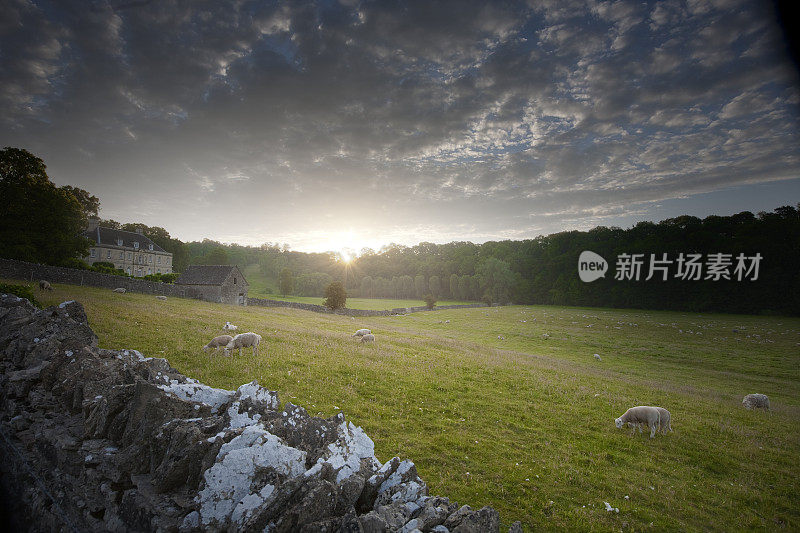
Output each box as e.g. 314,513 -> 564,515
0,258 -> 201,299
247,297 -> 490,317
0,293 -> 518,532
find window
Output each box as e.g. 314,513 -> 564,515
149,256 -> 153,263
133,242 -> 139,250
119,251 -> 124,259
234,277 -> 237,285
126,267 -> 131,275
148,268 -> 152,275
157,256 -> 161,264
90,249 -> 96,258
116,239 -> 123,246
157,269 -> 160,274
148,244 -> 153,251
128,252 -> 132,260
107,250 -> 112,259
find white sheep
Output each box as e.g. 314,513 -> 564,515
655,407 -> 672,434
360,333 -> 375,343
202,335 -> 233,358
615,406 -> 662,438
223,321 -> 238,332
225,332 -> 261,357
353,328 -> 371,337
629,406 -> 673,435
113,287 -> 126,293
593,353 -> 602,361
38,280 -> 53,291
742,393 -> 770,410
156,295 -> 167,301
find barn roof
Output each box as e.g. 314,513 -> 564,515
174,265 -> 248,286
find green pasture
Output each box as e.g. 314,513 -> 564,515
8,278 -> 800,531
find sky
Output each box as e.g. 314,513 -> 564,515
2,0 -> 799,254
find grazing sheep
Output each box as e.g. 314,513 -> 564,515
113,288 -> 126,293
156,295 -> 167,301
615,406 -> 662,438
353,328 -> 371,337
203,335 -> 234,358
655,407 -> 672,434
223,321 -> 238,332
630,407 -> 673,435
225,332 -> 261,357
360,333 -> 375,343
593,353 -> 602,361
742,393 -> 770,410
38,280 -> 53,291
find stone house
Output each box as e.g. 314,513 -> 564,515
174,265 -> 249,305
83,219 -> 173,277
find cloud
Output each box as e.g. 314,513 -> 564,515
0,0 -> 797,249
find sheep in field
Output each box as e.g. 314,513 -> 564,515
156,295 -> 167,301
353,328 -> 371,337
38,280 -> 53,291
615,406 -> 662,438
203,335 -> 234,358
629,406 -> 673,435
360,333 -> 375,343
742,393 -> 770,410
655,407 -> 673,434
225,332 -> 261,357
223,321 -> 238,332
113,288 -> 126,293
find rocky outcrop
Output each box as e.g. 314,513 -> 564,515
0,294 -> 513,532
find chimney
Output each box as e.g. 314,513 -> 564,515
135,228 -> 144,235
87,218 -> 100,232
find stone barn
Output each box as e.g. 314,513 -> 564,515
175,265 -> 249,305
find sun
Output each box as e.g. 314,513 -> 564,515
340,249 -> 353,263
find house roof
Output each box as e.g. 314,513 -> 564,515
84,227 -> 168,254
174,265 -> 248,286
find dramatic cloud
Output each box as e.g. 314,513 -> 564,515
1,0 -> 798,251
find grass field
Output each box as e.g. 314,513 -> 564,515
240,264 -> 475,309
7,278 -> 800,531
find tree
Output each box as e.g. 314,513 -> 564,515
0,147 -> 90,265
414,274 -> 426,298
476,257 -> 516,304
450,273 -> 459,300
360,275 -> 373,298
204,247 -> 230,265
428,275 -> 440,298
323,281 -> 347,310
279,267 -> 294,296
423,293 -> 436,309
61,185 -> 99,219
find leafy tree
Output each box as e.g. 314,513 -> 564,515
428,275 -> 440,298
477,258 -> 515,304
204,247 -> 230,265
423,293 -> 436,309
279,267 -> 294,296
323,281 -> 347,310
360,275 -> 374,298
414,274 -> 426,298
450,273 -> 459,299
0,147 -> 90,265
62,185 -> 99,219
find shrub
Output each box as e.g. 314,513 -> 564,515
323,281 -> 347,310
423,293 -> 437,310
481,293 -> 493,307
0,283 -> 41,308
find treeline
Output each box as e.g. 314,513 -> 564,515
182,206 -> 799,315
3,148 -> 797,314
